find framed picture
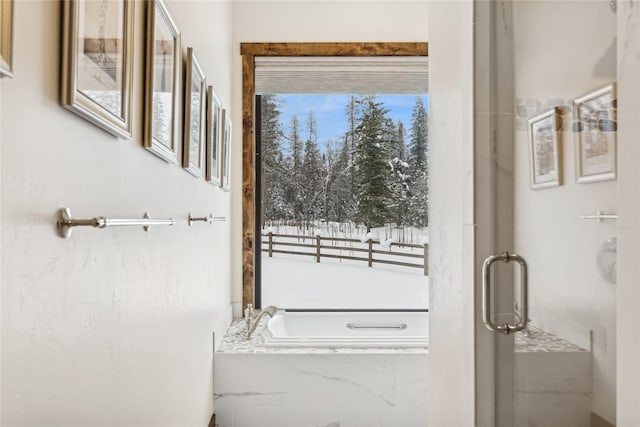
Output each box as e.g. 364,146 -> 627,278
182,47 -> 206,177
206,86 -> 223,185
528,108 -> 561,189
144,0 -> 181,163
61,0 -> 134,138
573,83 -> 617,183
0,0 -> 13,77
221,109 -> 231,191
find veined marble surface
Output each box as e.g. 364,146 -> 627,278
515,326 -> 588,353
217,319 -> 587,354
217,319 -> 429,354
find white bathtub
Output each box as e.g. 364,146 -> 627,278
258,310 -> 429,348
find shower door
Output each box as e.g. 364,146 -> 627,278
477,1 -> 618,426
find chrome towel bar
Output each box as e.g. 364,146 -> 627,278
580,211 -> 618,221
56,208 -> 175,238
188,213 -> 226,226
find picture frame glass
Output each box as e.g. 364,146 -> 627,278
188,65 -> 204,170
222,114 -> 231,190
208,91 -> 222,184
151,7 -> 176,151
76,0 -> 125,118
577,90 -> 615,178
531,116 -> 558,184
0,0 -> 13,76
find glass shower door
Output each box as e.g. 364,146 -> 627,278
479,1 -> 618,426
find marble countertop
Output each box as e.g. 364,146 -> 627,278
217,319 -> 587,355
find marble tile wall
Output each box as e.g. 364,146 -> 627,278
214,353 -> 429,427
515,351 -> 592,427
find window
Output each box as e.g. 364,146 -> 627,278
241,43 -> 428,310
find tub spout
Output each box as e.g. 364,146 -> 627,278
244,304 -> 279,339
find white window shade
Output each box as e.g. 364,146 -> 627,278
254,56 -> 428,95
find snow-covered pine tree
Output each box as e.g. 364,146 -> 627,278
344,96 -> 359,214
325,136 -> 353,223
407,96 -> 429,227
300,111 -> 324,226
354,95 -> 393,231
285,115 -> 304,222
260,94 -> 287,223
384,119 -> 410,227
396,120 -> 407,160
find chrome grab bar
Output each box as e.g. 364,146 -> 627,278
346,323 -> 408,330
56,208 -> 175,238
482,252 -> 528,335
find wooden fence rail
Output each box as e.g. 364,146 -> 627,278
261,232 -> 428,275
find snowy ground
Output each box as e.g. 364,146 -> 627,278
261,253 -> 429,309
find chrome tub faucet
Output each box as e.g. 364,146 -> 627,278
244,304 -> 279,339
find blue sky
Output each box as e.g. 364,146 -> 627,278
277,94 -> 429,151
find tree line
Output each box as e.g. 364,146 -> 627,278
260,95 -> 428,231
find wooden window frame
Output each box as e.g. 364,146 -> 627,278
241,42 -> 429,309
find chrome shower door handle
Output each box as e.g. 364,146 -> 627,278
482,252 -> 529,335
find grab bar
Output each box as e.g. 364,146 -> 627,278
56,208 -> 175,238
346,323 -> 407,330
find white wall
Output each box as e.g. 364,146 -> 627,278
617,1 -> 640,425
230,0 -> 429,309
512,1 -> 617,423
0,1 -> 233,425
427,2 -> 476,426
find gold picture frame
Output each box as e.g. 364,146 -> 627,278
61,0 -> 134,138
221,109 -> 231,191
206,86 -> 223,186
528,107 -> 561,190
182,47 -> 206,177
573,83 -> 617,183
144,0 -> 181,163
0,0 -> 13,77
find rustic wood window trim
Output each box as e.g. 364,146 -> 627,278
241,42 -> 429,309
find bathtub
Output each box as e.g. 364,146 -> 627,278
215,312 -> 430,427
258,310 -> 429,348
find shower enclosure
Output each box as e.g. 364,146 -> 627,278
474,1 -> 617,426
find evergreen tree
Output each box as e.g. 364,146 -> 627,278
407,96 -> 429,227
344,96 -> 359,210
286,115 -> 304,221
260,95 -> 286,222
396,120 -> 406,160
354,96 -> 393,230
300,113 -> 324,225
383,119 -> 410,226
325,137 -> 352,222
408,97 -> 428,171
388,157 -> 411,226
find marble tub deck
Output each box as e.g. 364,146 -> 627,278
217,319 -> 587,354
